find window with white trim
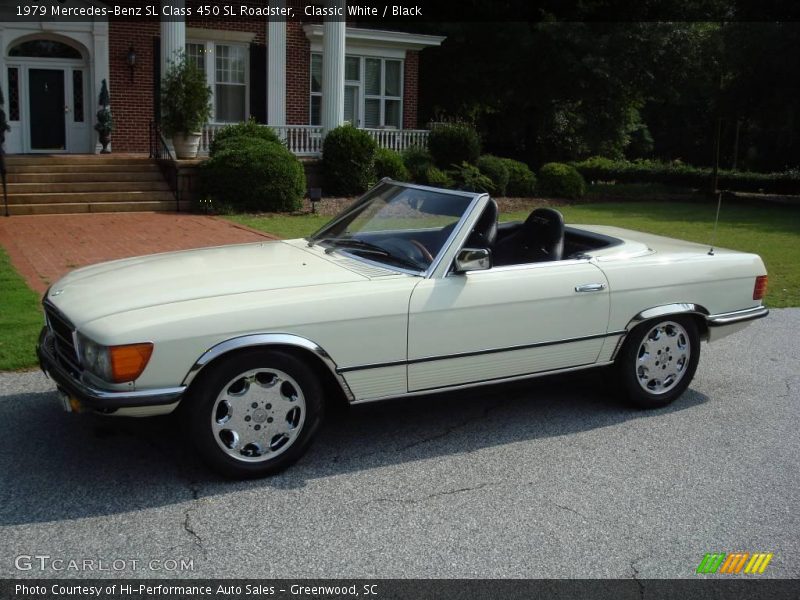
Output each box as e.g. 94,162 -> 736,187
186,41 -> 248,123
310,54 -> 402,128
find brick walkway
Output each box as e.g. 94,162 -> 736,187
0,212 -> 274,295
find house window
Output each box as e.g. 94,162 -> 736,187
186,41 -> 248,124
7,67 -> 20,121
310,54 -> 402,128
72,70 -> 84,123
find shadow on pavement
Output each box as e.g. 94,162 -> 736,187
0,370 -> 708,526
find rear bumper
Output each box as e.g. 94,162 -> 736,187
37,327 -> 185,411
705,306 -> 768,342
707,305 -> 769,327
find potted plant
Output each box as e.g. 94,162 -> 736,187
94,79 -> 113,153
161,53 -> 212,159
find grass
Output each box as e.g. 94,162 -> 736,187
0,248 -> 43,371
226,200 -> 800,308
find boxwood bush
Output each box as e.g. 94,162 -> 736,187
476,155 -> 510,196
428,122 -> 481,169
571,156 -> 800,195
208,118 -> 283,156
322,124 -> 377,195
500,158 -> 537,197
538,162 -> 587,199
200,137 -> 305,212
402,146 -> 434,183
448,162 -> 495,193
374,147 -> 410,181
423,166 -> 453,188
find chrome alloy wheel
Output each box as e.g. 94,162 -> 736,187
635,321 -> 691,395
211,368 -> 306,462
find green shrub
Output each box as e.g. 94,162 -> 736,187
538,162 -> 587,199
570,156 -> 800,195
209,118 -> 283,156
161,53 -> 212,137
200,137 -> 305,212
322,124 -> 377,195
448,162 -> 495,193
374,148 -> 410,181
423,166 -> 453,188
476,155 -> 510,196
501,158 -> 537,197
402,146 -> 434,183
428,122 -> 481,169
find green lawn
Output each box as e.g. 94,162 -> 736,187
227,201 -> 800,308
0,248 -> 43,371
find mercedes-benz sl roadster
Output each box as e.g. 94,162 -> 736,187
37,180 -> 768,477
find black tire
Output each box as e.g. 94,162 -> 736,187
616,315 -> 700,409
186,348 -> 324,478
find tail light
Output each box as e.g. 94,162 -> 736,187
753,275 -> 768,300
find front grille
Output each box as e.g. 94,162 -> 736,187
44,302 -> 81,372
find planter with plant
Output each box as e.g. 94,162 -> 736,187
94,79 -> 113,153
161,53 -> 212,159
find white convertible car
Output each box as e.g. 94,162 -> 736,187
38,180 -> 768,477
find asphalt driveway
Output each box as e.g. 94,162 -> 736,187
0,309 -> 797,580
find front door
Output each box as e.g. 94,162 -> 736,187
29,69 -> 66,151
407,261 -> 612,393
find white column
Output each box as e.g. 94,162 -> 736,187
267,4 -> 286,127
160,0 -> 186,75
321,0 -> 346,135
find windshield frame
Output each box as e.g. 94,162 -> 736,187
307,180 -> 483,277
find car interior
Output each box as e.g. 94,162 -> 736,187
462,200 -> 622,267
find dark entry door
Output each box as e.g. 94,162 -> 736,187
29,69 -> 66,150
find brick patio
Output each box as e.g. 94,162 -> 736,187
0,212 -> 274,295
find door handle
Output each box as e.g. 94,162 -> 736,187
575,283 -> 606,293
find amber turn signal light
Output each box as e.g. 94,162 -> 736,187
753,275 -> 768,300
109,343 -> 153,383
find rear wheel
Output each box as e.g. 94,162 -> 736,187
616,316 -> 700,408
186,349 -> 324,478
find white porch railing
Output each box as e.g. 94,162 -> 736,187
363,128 -> 430,152
200,124 -> 428,158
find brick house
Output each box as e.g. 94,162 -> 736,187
0,0 -> 444,157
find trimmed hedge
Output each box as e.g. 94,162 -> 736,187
571,156 -> 800,195
538,162 -> 587,199
501,158 -> 537,197
209,118 -> 283,156
200,137 -> 305,212
476,155 -> 509,196
402,146 -> 434,184
428,122 -> 481,169
374,147 -> 410,181
424,166 -> 453,188
322,124 -> 377,195
448,162 -> 494,193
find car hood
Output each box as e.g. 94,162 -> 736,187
46,241 -> 366,325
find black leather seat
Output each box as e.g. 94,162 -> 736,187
494,207 -> 565,264
465,199 -> 498,249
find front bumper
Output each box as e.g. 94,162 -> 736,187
37,327 -> 185,411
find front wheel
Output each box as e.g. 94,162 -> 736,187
186,349 -> 324,478
616,316 -> 700,408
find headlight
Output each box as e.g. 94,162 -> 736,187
78,334 -> 153,383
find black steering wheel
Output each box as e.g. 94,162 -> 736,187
381,238 -> 434,267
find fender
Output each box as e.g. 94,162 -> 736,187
610,303 -> 711,360
181,333 -> 355,402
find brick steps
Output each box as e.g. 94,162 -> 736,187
3,154 -> 179,214
8,201 -> 192,215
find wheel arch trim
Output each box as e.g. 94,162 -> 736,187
181,334 -> 355,402
611,303 -> 710,360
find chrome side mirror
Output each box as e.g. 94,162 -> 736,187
454,248 -> 492,273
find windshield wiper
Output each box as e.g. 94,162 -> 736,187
320,238 -> 426,271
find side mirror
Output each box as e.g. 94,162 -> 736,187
454,247 -> 492,273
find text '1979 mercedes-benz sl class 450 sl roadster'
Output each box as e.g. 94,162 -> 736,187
37,180 -> 769,477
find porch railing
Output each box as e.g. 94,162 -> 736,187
149,121 -> 180,211
200,124 -> 428,158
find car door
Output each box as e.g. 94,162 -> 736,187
407,259 -> 611,393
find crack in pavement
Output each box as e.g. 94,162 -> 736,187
368,482 -> 495,506
551,501 -> 588,521
630,557 -> 645,599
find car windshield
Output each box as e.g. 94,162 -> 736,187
308,182 -> 478,272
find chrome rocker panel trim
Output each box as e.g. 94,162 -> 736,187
181,333 -> 356,403
36,328 -> 185,409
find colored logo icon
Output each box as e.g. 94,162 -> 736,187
696,552 -> 773,574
